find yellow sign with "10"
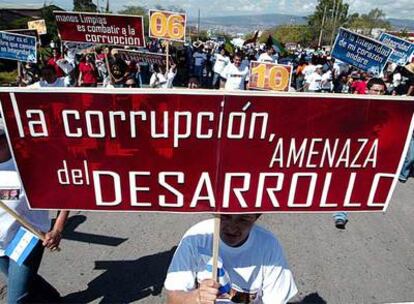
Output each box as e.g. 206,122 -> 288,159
249,61 -> 292,92
149,10 -> 186,42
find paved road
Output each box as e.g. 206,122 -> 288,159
1,181 -> 414,303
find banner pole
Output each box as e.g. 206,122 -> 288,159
166,42 -> 169,72
104,51 -> 113,85
0,200 -> 45,241
17,61 -> 21,86
211,215 -> 221,282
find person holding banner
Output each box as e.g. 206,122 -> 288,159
47,48 -> 65,78
78,54 -> 98,87
0,118 -> 69,303
334,77 -> 387,229
164,214 -> 297,304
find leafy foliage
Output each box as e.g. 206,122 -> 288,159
73,0 -> 97,12
347,9 -> 391,31
259,25 -> 313,46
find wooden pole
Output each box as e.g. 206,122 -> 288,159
211,215 -> 221,282
318,5 -> 327,49
17,61 -> 21,86
104,50 -> 113,85
0,200 -> 45,241
166,42 -> 170,73
0,200 -> 61,252
330,0 -> 342,48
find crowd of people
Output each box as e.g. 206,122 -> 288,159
1,36 -> 414,304
13,38 -> 414,96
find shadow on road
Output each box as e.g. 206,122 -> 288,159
62,215 -> 128,246
62,247 -> 177,303
290,292 -> 327,304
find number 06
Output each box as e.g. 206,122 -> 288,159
150,12 -> 185,40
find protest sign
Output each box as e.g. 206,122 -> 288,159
54,11 -> 145,47
27,19 -> 47,35
0,89 -> 413,213
114,49 -> 173,66
249,61 -> 292,92
378,32 -> 414,66
149,10 -> 186,42
0,32 -> 36,62
331,28 -> 393,75
6,29 -> 38,37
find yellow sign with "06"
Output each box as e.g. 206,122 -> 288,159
149,10 -> 186,42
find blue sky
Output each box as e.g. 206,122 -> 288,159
2,0 -> 413,19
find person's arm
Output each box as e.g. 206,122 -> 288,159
78,71 -> 83,86
407,84 -> 414,96
43,210 -> 69,250
220,66 -> 228,89
167,279 -> 219,304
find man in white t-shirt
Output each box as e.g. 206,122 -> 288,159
212,48 -> 230,89
164,214 -> 297,304
220,54 -> 249,91
307,65 -> 323,92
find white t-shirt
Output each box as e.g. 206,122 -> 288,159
29,77 -> 69,88
162,69 -> 177,89
221,63 -> 249,90
0,159 -> 50,256
307,72 -> 322,91
321,71 -> 332,90
303,64 -> 316,83
164,219 -> 297,304
258,53 -> 277,64
149,72 -> 167,88
213,54 -> 230,74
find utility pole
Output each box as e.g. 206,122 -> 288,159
197,9 -> 200,39
330,0 -> 341,47
318,5 -> 327,49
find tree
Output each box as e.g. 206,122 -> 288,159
259,25 -> 313,46
40,4 -> 63,43
73,0 -> 97,12
118,6 -> 149,31
307,0 -> 350,46
347,9 -> 391,32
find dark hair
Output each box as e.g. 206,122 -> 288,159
367,78 -> 386,90
41,65 -> 56,74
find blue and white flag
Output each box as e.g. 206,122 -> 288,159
5,227 -> 39,266
198,258 -> 232,295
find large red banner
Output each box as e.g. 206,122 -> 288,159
53,11 -> 145,47
0,89 -> 413,213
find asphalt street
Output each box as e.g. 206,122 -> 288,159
1,180 -> 414,303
